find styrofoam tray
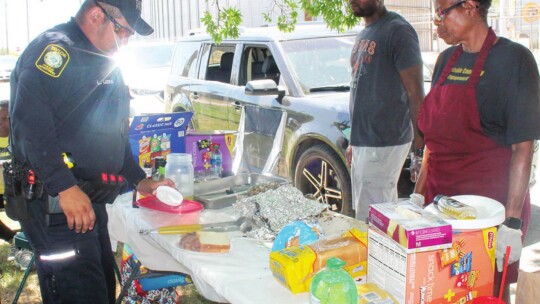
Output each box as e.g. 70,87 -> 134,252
424,195 -> 505,230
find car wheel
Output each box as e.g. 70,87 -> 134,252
294,145 -> 353,216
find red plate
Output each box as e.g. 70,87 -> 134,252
135,195 -> 204,214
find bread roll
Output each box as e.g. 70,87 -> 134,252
309,236 -> 367,274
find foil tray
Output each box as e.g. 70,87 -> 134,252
194,173 -> 289,209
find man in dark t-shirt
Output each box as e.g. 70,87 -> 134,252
347,0 -> 425,220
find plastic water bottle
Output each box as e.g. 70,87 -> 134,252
210,144 -> 222,177
309,257 -> 357,304
164,153 -> 194,200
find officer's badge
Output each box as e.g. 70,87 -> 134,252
35,44 -> 70,78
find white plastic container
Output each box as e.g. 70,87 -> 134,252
165,153 -> 194,200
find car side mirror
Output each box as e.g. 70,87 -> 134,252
245,79 -> 286,102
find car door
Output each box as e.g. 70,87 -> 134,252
189,43 -> 241,132
233,44 -> 286,174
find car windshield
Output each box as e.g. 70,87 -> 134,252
281,35 -> 355,94
117,43 -> 175,69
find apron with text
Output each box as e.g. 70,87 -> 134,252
418,28 -> 530,283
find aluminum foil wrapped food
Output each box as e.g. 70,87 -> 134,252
233,185 -> 328,240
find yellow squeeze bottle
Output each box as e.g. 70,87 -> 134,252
433,195 -> 477,220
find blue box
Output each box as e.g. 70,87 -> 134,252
129,112 -> 193,167
122,244 -> 192,292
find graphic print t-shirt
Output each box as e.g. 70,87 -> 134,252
349,11 -> 422,147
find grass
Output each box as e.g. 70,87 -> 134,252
0,240 -> 41,303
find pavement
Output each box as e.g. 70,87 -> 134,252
508,162 -> 540,303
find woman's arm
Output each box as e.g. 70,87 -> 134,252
413,146 -> 430,196
506,140 -> 534,218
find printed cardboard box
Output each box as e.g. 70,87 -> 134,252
369,202 -> 453,252
129,112 -> 193,168
185,131 -> 236,175
368,226 -> 497,303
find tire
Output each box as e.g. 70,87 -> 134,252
294,145 -> 353,216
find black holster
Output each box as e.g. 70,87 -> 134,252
2,161 -> 43,221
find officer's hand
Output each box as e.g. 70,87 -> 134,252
346,145 -> 352,167
58,185 -> 95,233
136,178 -> 176,196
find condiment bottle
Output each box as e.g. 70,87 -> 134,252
309,257 -> 357,304
433,195 -> 477,220
210,144 -> 222,177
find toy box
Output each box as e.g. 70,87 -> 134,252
129,112 -> 193,168
367,226 -> 497,303
369,201 -> 453,252
185,131 -> 236,175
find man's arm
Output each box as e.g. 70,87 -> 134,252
399,64 -> 425,151
12,60 -> 93,233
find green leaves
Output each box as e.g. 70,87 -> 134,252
201,4 -> 243,44
300,0 -> 359,32
202,0 -> 361,42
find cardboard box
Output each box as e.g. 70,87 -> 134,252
129,112 -> 193,168
269,229 -> 368,294
369,202 -> 453,252
368,226 -> 497,303
185,131 -> 236,175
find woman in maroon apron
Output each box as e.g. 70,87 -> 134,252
415,0 -> 540,301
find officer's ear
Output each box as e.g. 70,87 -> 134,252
89,6 -> 105,25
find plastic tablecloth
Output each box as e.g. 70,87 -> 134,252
107,192 -> 311,303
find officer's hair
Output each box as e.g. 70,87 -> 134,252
0,100 -> 8,109
77,0 -> 123,20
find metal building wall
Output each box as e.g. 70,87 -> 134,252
140,0 -> 202,41
386,0 -> 434,51
0,0 -> 437,52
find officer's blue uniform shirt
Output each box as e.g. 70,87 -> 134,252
10,18 -> 145,196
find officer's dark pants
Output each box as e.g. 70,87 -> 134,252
20,199 -> 116,303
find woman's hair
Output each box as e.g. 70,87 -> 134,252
475,0 -> 492,19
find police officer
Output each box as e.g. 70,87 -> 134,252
9,1 -> 173,302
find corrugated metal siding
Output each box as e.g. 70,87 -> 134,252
141,0 -> 436,50
140,0 -> 202,41
386,1 -> 434,51
0,0 -> 448,52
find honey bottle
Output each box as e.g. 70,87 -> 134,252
433,195 -> 477,220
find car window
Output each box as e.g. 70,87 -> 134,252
281,36 -> 355,94
117,43 -> 174,69
239,46 -> 280,86
171,42 -> 200,78
205,44 -> 236,83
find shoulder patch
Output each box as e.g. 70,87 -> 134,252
35,44 -> 70,78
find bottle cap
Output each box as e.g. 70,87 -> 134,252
326,257 -> 345,269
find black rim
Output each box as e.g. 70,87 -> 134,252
298,157 -> 343,212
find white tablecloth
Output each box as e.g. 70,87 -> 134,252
107,192 -> 312,303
